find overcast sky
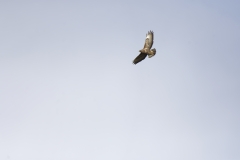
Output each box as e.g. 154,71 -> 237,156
0,0 -> 240,160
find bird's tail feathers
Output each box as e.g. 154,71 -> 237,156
148,48 -> 156,58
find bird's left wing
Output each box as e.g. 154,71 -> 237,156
143,31 -> 154,49
133,52 -> 147,64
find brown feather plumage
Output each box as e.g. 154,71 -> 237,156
132,30 -> 156,64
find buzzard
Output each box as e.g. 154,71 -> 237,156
133,30 -> 156,64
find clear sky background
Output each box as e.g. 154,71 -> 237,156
0,0 -> 240,160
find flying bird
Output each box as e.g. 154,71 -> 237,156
133,30 -> 156,64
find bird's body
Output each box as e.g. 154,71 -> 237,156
133,31 -> 156,64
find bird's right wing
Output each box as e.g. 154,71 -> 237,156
133,52 -> 147,64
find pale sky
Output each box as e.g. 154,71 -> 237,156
0,1 -> 240,160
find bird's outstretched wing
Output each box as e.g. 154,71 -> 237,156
133,52 -> 147,64
143,31 -> 154,49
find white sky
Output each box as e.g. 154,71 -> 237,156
0,1 -> 240,160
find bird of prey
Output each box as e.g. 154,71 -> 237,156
133,30 -> 156,64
